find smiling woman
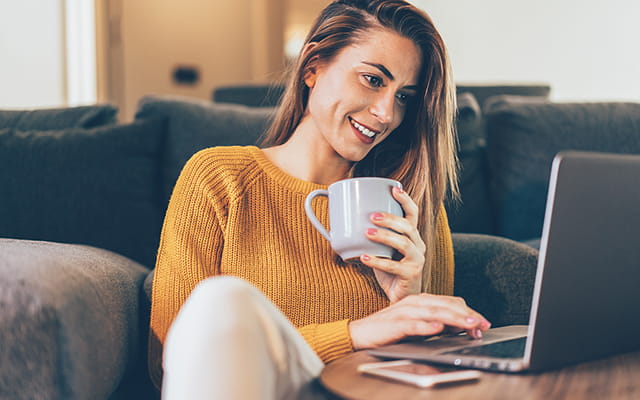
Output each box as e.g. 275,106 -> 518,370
149,1 -> 491,399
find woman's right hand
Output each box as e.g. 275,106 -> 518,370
348,293 -> 491,351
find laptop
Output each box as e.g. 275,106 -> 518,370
369,151 -> 640,372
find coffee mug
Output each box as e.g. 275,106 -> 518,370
304,177 -> 403,262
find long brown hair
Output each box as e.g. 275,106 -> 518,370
260,0 -> 458,291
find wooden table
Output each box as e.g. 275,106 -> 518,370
320,350 -> 640,399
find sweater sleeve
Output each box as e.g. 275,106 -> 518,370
297,320 -> 354,364
148,151 -> 227,388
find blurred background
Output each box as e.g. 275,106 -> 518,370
1,0 -> 639,120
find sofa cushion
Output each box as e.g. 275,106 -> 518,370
0,104 -> 118,130
0,118 -> 165,268
0,239 -> 149,400
485,100 -> 640,241
134,95 -> 274,204
452,233 -> 538,326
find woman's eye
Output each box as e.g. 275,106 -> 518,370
395,92 -> 411,106
364,75 -> 383,88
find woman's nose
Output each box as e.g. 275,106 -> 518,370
369,91 -> 395,125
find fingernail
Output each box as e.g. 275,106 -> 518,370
366,228 -> 377,235
361,254 -> 371,261
466,317 -> 477,324
475,329 -> 483,339
481,320 -> 492,330
393,186 -> 404,194
371,212 -> 384,221
432,322 -> 443,329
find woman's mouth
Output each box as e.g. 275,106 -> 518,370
349,118 -> 380,144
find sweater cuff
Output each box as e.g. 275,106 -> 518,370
298,319 -> 353,364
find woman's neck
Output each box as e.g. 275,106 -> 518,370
262,125 -> 352,186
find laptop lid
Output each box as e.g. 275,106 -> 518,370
524,151 -> 640,370
369,151 -> 640,372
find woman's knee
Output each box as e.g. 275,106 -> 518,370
169,276 -> 261,338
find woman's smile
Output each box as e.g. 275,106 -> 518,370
349,117 -> 381,144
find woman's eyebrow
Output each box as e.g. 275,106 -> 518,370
362,61 -> 419,91
362,61 -> 394,80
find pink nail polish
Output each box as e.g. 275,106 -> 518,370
394,186 -> 404,194
361,254 -> 371,261
475,329 -> 483,339
366,228 -> 377,235
371,212 -> 384,221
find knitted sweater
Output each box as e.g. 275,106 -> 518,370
148,145 -> 454,387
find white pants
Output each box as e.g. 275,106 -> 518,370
162,276 -> 324,400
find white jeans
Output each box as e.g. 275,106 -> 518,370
162,276 -> 324,400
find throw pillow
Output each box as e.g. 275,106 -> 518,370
0,118 -> 165,268
134,95 -> 274,204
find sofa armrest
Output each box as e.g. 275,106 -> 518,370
452,233 -> 538,327
0,239 -> 149,400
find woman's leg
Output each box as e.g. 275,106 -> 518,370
162,276 -> 324,400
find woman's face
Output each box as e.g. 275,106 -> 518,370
303,28 -> 422,163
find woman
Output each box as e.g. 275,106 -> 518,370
149,0 -> 491,398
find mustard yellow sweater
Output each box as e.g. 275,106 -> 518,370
148,145 -> 454,387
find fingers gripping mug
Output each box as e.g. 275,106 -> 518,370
304,177 -> 403,263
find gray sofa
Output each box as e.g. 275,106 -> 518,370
2,87 -> 639,399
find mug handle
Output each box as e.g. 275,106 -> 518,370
304,189 -> 331,242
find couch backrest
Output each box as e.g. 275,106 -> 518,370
485,100 -> 640,241
0,104 -> 118,130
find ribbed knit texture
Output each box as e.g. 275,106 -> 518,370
148,145 -> 454,388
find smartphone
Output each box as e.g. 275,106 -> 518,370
357,359 -> 481,388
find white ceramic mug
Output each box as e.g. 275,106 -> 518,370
304,177 -> 403,262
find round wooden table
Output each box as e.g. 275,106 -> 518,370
320,350 -> 640,399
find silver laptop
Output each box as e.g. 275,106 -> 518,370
369,151 -> 640,372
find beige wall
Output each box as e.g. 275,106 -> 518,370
0,0 -> 66,108
412,0 -> 640,101
102,0 -> 286,121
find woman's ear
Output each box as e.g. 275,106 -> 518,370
301,42 -> 319,88
304,68 -> 318,89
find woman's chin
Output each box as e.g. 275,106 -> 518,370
337,148 -> 370,164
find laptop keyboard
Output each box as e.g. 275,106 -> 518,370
443,337 -> 527,358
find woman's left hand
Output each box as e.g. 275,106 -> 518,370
359,186 -> 426,303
